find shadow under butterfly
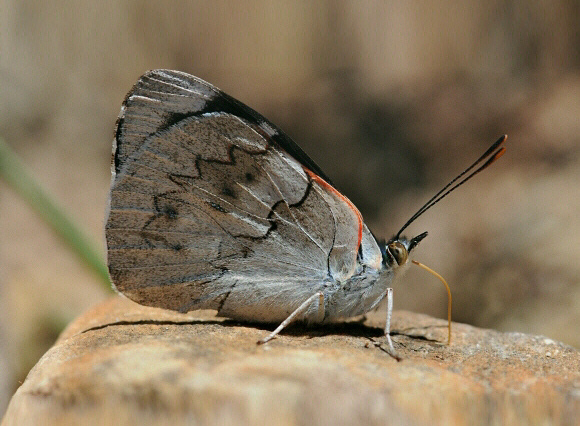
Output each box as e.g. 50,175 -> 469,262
106,70 -> 506,359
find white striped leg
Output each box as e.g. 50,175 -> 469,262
384,288 -> 400,359
258,291 -> 325,344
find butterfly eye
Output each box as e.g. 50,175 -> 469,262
388,241 -> 408,266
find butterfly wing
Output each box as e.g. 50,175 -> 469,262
106,70 -> 381,322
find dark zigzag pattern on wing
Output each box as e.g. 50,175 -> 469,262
131,142 -> 321,284
115,76 -> 333,185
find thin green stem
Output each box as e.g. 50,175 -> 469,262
0,136 -> 112,291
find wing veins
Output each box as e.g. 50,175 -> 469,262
145,74 -> 208,97
262,163 -> 328,255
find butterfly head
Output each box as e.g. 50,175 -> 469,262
383,232 -> 428,270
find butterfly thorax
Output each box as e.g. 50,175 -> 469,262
320,232 -> 426,321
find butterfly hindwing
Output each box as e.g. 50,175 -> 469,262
106,70 -> 380,322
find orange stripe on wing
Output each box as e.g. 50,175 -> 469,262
304,168 -> 363,255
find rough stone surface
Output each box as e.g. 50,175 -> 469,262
3,296 -> 579,426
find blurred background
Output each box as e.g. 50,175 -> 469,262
1,0 -> 579,415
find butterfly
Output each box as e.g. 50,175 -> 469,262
106,69 -> 506,358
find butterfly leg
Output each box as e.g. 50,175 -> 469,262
258,291 -> 325,345
384,288 -> 400,360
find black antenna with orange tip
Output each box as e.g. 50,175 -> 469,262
396,135 -> 507,239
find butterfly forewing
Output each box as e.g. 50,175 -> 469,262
106,70 -> 379,321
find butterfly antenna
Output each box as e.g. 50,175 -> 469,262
396,135 -> 507,238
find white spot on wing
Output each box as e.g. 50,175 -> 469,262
259,121 -> 278,137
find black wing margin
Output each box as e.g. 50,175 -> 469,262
115,69 -> 332,184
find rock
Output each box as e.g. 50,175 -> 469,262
2,296 -> 579,426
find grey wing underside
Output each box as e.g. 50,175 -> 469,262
106,70 -> 366,322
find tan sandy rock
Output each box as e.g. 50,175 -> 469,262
2,296 -> 579,426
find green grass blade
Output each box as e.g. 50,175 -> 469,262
0,136 -> 112,291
